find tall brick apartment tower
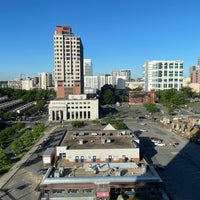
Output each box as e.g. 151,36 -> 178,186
54,26 -> 84,98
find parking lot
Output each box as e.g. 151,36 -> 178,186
125,114 -> 200,200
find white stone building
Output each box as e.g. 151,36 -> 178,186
125,79 -> 143,90
143,60 -> 183,91
84,74 -> 126,94
48,94 -> 99,121
8,78 -> 22,89
21,77 -> 34,90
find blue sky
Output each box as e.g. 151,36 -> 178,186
0,0 -> 200,81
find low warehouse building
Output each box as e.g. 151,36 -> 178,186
39,125 -> 163,199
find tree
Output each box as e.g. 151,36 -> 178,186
99,84 -> 116,105
3,111 -> 18,121
35,89 -> 47,101
112,122 -> 128,130
11,138 -> 23,155
105,112 -> 115,124
30,123 -> 44,141
162,89 -> 177,104
32,123 -> 45,133
103,89 -> 115,105
27,100 -> 46,115
168,106 -> 174,115
118,94 -> 128,102
144,103 -> 158,113
71,121 -> 84,128
132,86 -> 143,91
22,130 -> 33,147
180,87 -> 196,98
0,148 -> 8,168
171,92 -> 187,106
156,88 -> 189,107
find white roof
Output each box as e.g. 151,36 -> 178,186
103,123 -> 116,130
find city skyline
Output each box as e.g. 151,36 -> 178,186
1,0 -> 200,81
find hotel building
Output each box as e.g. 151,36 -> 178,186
54,26 -> 84,98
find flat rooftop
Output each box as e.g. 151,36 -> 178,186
55,162 -> 148,177
41,163 -> 162,186
60,130 -> 138,149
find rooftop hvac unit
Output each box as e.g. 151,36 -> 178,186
79,139 -> 83,144
54,170 -> 60,178
59,167 -> 64,177
122,131 -> 126,135
79,132 -> 85,136
115,169 -> 121,176
107,138 -> 111,143
93,168 -> 98,174
101,138 -> 106,144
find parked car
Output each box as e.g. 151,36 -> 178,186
155,142 -> 167,146
169,140 -> 179,147
140,129 -> 148,132
37,167 -> 48,174
150,137 -> 163,143
39,136 -> 52,148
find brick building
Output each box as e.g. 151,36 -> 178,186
129,90 -> 156,105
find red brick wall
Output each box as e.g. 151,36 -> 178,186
56,26 -> 72,34
73,81 -> 82,95
56,81 -> 65,99
56,80 -> 83,99
129,90 -> 155,105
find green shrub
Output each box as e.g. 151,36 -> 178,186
71,121 -> 84,128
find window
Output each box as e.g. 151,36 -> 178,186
93,156 -> 96,162
80,156 -> 84,163
52,190 -> 65,197
108,155 -> 112,162
75,156 -> 79,163
62,153 -> 66,158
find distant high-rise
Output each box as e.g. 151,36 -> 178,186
54,26 -> 84,98
111,69 -> 131,81
143,60 -> 183,91
84,59 -> 93,76
39,72 -> 53,90
191,70 -> 200,83
198,57 -> 200,66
